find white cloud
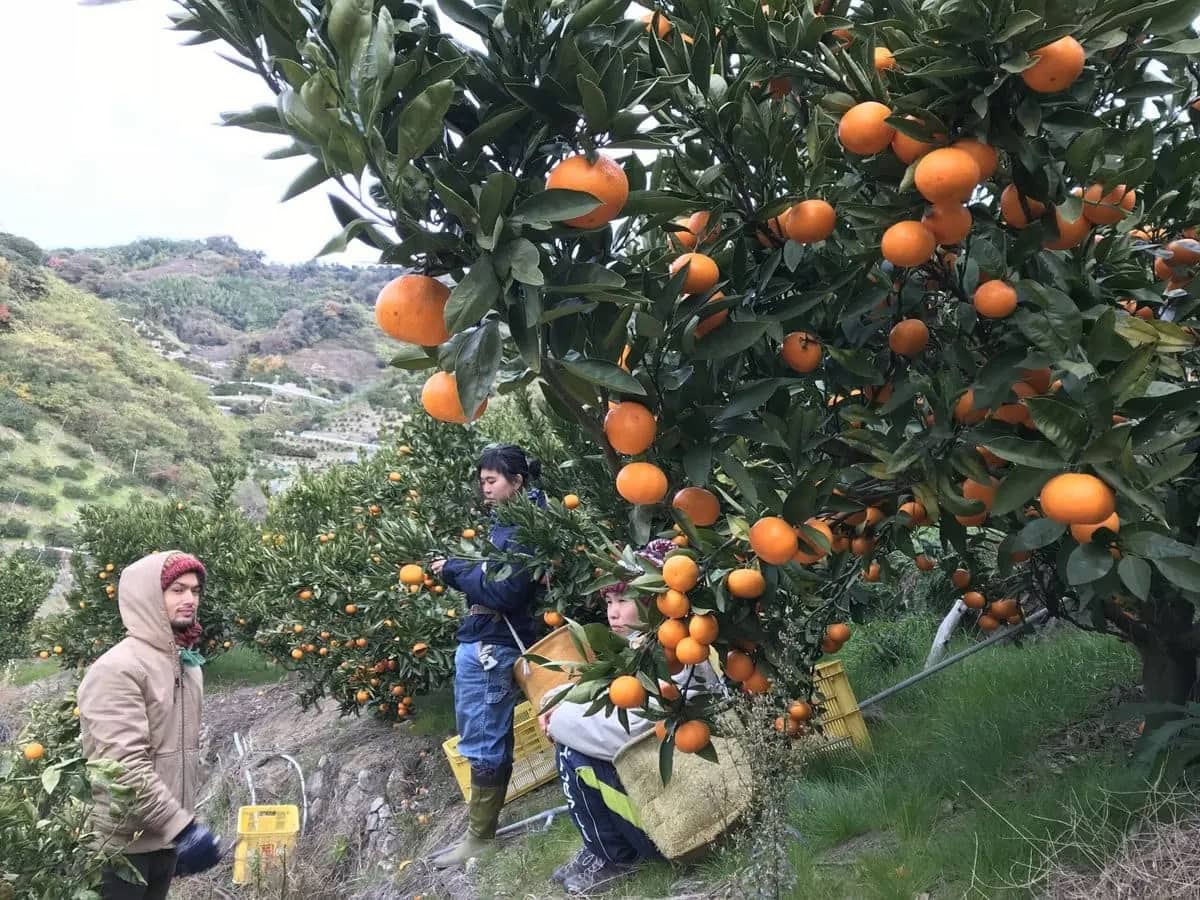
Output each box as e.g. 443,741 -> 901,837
0,0 -> 377,263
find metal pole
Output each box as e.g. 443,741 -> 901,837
857,607 -> 1049,710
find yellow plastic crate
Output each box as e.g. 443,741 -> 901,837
232,804 -> 299,884
443,700 -> 558,804
809,660 -> 872,753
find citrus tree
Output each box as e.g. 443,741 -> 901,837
40,465 -> 259,667
173,0 -> 1200,751
0,551 -> 54,668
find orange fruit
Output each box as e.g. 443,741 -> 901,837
727,569 -> 766,599
657,589 -> 690,618
422,371 -> 487,423
743,670 -> 771,693
915,554 -> 935,572
640,10 -> 671,38
604,402 -> 657,455
914,148 -> 981,204
1023,368 -> 1053,393
663,555 -> 700,592
694,291 -> 729,339
673,487 -> 720,527
22,743 -> 45,761
344,604 -> 358,615
881,221 -> 936,267
963,476 -> 998,511
563,493 -> 581,510
544,610 -> 565,627
954,389 -> 988,425
1044,207 -> 1091,250
750,516 -> 799,565
674,719 -> 711,753
616,461 -> 669,505
1154,256 -> 1180,281
874,46 -> 896,70
399,564 -> 424,585
757,209 -> 792,247
657,618 -> 688,649
793,518 -> 834,565
659,680 -> 681,701
999,185 -> 1046,229
977,614 -> 1000,631
845,506 -> 884,528
850,535 -> 876,556
654,720 -> 669,742
375,275 -> 450,346
1021,36 -> 1086,94
921,204 -> 972,245
963,591 -> 986,609
989,598 -> 1019,619
290,648 -> 304,660
838,101 -> 895,155
610,675 -> 648,709
888,318 -> 930,356
356,690 -> 370,704
781,331 -> 822,373
789,701 -> 814,722
670,252 -> 720,294
863,561 -> 881,582
412,641 -> 428,656
689,614 -> 719,644
890,117 -> 941,164
974,280 -> 1018,319
1040,473 -> 1115,525
827,623 -> 851,644
298,589 -> 313,600
674,636 -> 709,665
545,153 -> 629,228
725,650 -> 756,681
672,211 -> 720,250
952,568 -> 970,589
786,199 -> 836,244
898,500 -> 927,526
1082,184 -> 1135,225
952,139 -> 998,180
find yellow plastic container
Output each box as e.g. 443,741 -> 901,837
443,700 -> 558,803
232,804 -> 300,884
809,660 -> 872,753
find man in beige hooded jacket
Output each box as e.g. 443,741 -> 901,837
78,551 -> 223,899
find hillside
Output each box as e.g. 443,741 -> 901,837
0,236 -> 241,546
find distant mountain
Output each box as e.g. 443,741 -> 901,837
0,234 -> 242,548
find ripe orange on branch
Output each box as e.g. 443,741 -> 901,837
610,675 -> 647,709
375,274 -> 450,346
785,199 -> 836,244
663,555 -> 700,592
1082,184 -> 1135,225
914,148 -> 981,204
750,516 -> 799,565
616,461 -> 669,505
888,318 -> 930,356
670,252 -> 720,294
1021,36 -> 1086,94
1000,185 -> 1046,229
882,221 -> 936,267
793,518 -> 834,565
1040,473 -> 1115,525
545,153 -> 629,228
781,331 -> 822,373
725,649 -> 756,681
674,719 -> 711,753
422,371 -> 487,423
674,636 -> 709,665
671,211 -> 720,250
921,204 -> 972,245
657,589 -> 690,618
890,116 -> 941,164
838,101 -> 895,155
727,568 -> 766,599
1071,512 -> 1120,543
604,402 -> 657,455
952,139 -> 998,180
672,486 -> 720,527
974,281 -> 1018,319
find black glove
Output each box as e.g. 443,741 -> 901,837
174,821 -> 223,876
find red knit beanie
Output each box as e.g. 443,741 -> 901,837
161,553 -> 206,591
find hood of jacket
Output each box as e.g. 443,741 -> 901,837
119,551 -> 186,656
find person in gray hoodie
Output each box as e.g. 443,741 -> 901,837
538,540 -> 717,895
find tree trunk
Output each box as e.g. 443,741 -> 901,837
1138,642 -> 1198,729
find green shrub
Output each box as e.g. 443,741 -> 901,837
0,519 -> 31,539
0,551 -> 54,665
39,524 -> 76,548
60,483 -> 95,501
0,395 -> 39,438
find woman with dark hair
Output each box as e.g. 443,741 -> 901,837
429,443 -> 544,868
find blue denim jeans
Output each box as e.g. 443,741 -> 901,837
454,641 -> 521,777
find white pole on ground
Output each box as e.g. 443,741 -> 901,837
925,599 -> 968,669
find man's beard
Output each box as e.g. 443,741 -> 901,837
172,617 -> 196,631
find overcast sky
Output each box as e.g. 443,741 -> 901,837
1,0 -> 378,264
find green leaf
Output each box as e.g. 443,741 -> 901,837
1118,556 -> 1151,601
453,321 -> 502,420
505,238 -> 544,286
620,191 -> 699,217
1119,528 -> 1196,560
511,189 -> 602,225
281,159 -> 330,201
1152,38 -> 1200,54
389,345 -> 438,370
992,467 -> 1053,516
1014,518 -> 1066,551
396,80 -> 455,164
687,322 -> 768,361
978,436 -> 1067,469
41,766 -> 62,796
1025,397 -> 1090,455
577,75 -> 610,131
1154,557 -> 1200,593
478,172 -> 518,235
1066,543 -> 1115,585
558,358 -> 647,396
444,256 -> 501,335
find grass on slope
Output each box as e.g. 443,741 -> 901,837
474,618 -> 1147,900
